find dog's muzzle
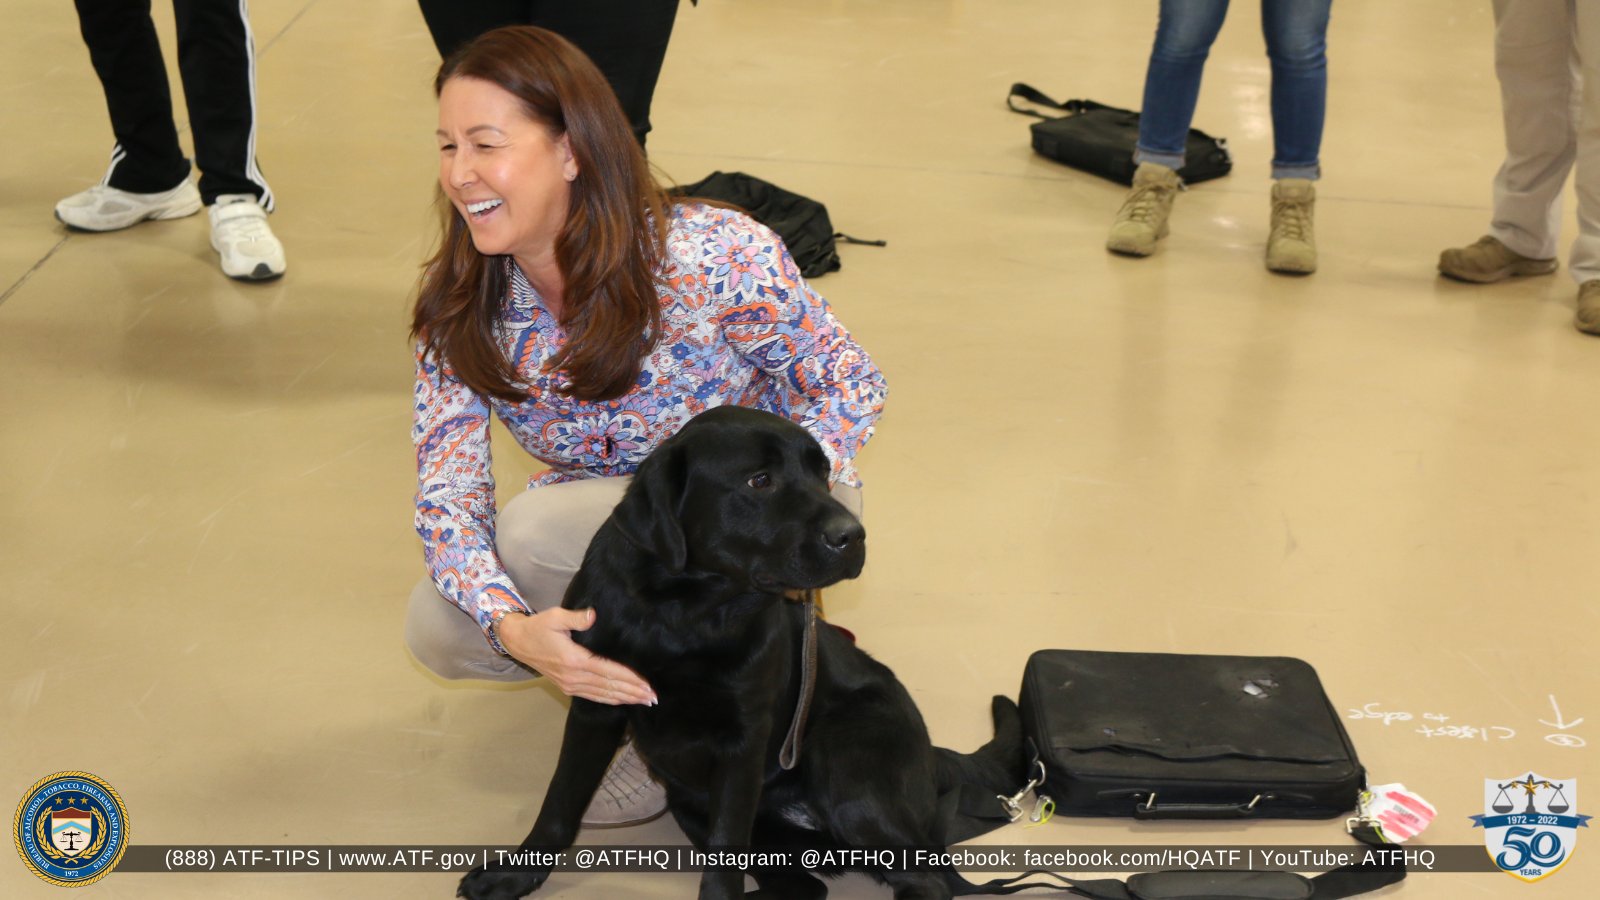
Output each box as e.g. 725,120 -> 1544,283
820,510 -> 866,579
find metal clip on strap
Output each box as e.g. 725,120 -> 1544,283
998,759 -> 1048,822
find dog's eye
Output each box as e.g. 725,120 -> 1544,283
747,472 -> 772,489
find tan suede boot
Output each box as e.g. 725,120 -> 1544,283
1106,163 -> 1180,257
1266,179 -> 1317,274
1438,235 -> 1558,283
1576,280 -> 1600,336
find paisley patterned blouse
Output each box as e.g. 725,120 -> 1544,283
413,202 -> 887,650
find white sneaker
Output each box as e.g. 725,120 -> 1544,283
582,740 -> 667,828
209,194 -> 286,281
55,179 -> 202,232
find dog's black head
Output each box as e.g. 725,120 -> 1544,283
611,406 -> 866,592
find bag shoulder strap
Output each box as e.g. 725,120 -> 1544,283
939,783 -> 1007,846
1007,82 -> 1071,118
1305,822 -> 1406,899
948,852 -> 1401,899
1007,84 -> 1129,120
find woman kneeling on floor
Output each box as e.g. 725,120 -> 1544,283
404,26 -> 887,827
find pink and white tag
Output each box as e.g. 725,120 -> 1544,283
1362,783 -> 1436,843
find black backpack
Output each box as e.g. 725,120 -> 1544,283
669,171 -> 883,278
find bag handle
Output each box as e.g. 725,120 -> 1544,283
1131,795 -> 1267,820
1126,790 -> 1320,821
1103,789 -> 1318,821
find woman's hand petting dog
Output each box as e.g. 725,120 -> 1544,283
495,609 -> 658,706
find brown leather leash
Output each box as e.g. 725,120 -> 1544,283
778,590 -> 818,770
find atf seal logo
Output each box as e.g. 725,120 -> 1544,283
1471,773 -> 1591,882
13,771 -> 129,887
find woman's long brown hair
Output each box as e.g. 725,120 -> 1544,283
413,26 -> 670,403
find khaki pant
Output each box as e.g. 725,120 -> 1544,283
404,477 -> 863,682
1489,0 -> 1600,283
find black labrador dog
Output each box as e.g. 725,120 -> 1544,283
458,406 -> 1022,900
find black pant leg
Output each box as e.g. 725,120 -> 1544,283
529,0 -> 680,148
73,0 -> 192,192
417,0 -> 681,149
416,0 -> 535,58
172,0 -> 272,208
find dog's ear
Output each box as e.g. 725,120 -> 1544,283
612,441 -> 688,572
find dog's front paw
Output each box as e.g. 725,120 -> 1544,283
456,861 -> 550,900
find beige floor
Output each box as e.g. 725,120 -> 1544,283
2,1 -> 1596,898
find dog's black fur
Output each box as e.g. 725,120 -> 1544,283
458,406 -> 1023,900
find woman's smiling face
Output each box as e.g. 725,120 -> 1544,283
436,76 -> 578,267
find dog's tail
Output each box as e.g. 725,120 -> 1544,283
935,695 -> 1026,801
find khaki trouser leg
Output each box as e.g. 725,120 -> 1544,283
1488,0 -> 1580,261
405,477 -> 631,682
1569,0 -> 1600,282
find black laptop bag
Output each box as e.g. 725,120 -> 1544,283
1007,84 -> 1233,187
1019,649 -> 1364,821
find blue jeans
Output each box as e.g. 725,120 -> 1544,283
1134,0 -> 1332,180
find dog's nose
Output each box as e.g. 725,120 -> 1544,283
821,515 -> 865,552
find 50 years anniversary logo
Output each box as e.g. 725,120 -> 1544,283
1473,773 -> 1591,882
13,771 -> 130,887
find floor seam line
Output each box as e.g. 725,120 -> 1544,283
0,236 -> 69,309
261,0 -> 320,56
